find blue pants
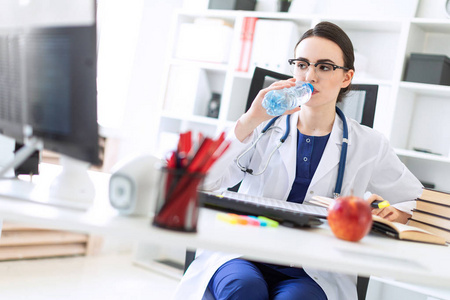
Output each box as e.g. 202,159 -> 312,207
207,259 -> 328,300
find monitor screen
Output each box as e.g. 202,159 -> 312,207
0,0 -> 100,165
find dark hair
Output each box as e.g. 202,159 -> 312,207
295,21 -> 355,103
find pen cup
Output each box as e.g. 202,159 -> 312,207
152,167 -> 205,232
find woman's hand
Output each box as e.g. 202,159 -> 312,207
366,194 -> 411,224
235,78 -> 299,142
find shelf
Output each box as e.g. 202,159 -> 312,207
410,18 -> 450,32
399,81 -> 450,97
160,111 -> 220,125
321,17 -> 403,32
177,9 -> 237,22
208,10 -> 314,23
352,77 -> 393,86
395,148 -> 450,163
169,58 -> 229,72
233,70 -> 255,79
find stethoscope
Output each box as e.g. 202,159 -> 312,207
235,106 -> 348,198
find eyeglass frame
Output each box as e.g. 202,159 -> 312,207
288,58 -> 351,75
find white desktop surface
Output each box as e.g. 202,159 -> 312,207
0,164 -> 449,293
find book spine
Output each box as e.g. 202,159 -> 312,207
239,17 -> 258,73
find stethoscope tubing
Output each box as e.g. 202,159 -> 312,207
235,116 -> 290,176
235,107 -> 348,197
334,107 -> 348,198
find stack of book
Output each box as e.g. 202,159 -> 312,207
409,188 -> 450,243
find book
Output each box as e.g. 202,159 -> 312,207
416,199 -> 450,217
371,215 -> 446,245
419,188 -> 450,206
309,196 -> 447,245
236,17 -> 257,72
412,209 -> 450,230
409,219 -> 450,243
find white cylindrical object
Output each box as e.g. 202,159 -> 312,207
49,155 -> 95,203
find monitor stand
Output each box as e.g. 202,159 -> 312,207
49,155 -> 95,203
0,137 -> 95,210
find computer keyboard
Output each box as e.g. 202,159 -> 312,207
198,191 -> 328,228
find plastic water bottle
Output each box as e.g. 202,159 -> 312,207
262,81 -> 314,116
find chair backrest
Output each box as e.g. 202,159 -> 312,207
246,67 -> 379,128
337,84 -> 378,128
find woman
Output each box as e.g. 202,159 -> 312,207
173,21 -> 423,300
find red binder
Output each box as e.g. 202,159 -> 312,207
236,17 -> 258,72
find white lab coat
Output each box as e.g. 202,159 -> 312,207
173,111 -> 423,300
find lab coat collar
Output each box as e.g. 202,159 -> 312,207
276,112 -> 299,199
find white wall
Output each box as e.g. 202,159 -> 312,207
98,0 -> 183,170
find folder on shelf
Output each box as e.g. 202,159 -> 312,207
249,20 -> 299,74
236,17 -> 258,73
175,18 -> 234,63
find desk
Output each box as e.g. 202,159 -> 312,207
0,165 -> 449,298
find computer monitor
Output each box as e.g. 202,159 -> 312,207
0,0 -> 100,207
246,67 -> 378,128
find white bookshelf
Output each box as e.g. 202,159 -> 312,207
156,0 -> 450,191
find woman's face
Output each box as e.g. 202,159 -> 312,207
294,36 -> 354,109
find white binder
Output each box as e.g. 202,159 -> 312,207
249,20 -> 299,75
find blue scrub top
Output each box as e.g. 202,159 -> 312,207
260,130 -> 330,278
286,130 -> 330,204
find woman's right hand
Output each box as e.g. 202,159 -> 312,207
235,78 -> 299,142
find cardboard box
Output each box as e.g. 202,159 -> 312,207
175,20 -> 233,63
405,53 -> 450,86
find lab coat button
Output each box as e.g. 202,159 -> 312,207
310,191 -> 314,194
314,277 -> 318,280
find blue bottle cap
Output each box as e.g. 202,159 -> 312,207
305,82 -> 314,92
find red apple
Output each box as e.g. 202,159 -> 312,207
327,195 -> 373,242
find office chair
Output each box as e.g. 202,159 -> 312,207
184,67 -> 378,300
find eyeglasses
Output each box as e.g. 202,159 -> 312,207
288,58 -> 350,80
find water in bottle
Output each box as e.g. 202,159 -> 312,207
262,81 -> 314,116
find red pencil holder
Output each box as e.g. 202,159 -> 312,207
152,168 -> 205,232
